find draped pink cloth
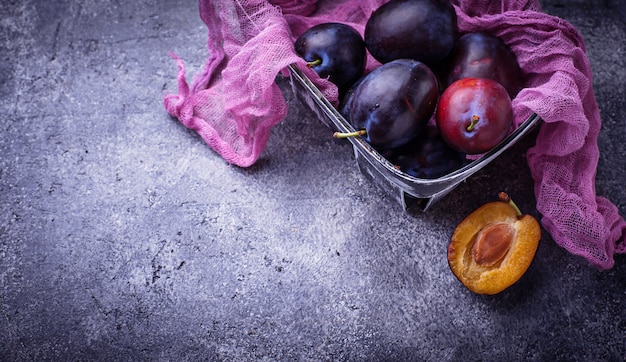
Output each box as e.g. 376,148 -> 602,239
163,0 -> 625,269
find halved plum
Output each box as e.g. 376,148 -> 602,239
447,193 -> 541,295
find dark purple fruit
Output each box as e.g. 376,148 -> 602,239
338,75 -> 363,122
390,125 -> 466,179
335,59 -> 439,150
295,22 -> 367,98
436,78 -> 513,154
364,0 -> 458,66
445,32 -> 523,97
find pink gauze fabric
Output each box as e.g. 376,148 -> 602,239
163,0 -> 626,269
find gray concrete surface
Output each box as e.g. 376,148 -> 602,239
1,0 -> 625,360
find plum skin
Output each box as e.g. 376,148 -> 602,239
347,59 -> 439,150
436,78 -> 513,155
294,22 -> 366,97
364,0 -> 458,66
389,125 -> 466,179
445,32 -> 523,97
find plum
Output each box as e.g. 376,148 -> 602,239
338,75 -> 363,123
295,22 -> 367,98
448,192 -> 541,295
364,0 -> 458,66
389,125 -> 466,179
444,32 -> 523,97
335,59 -> 439,151
436,77 -> 513,154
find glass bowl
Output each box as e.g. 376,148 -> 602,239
288,64 -> 541,211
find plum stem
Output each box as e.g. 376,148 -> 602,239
333,129 -> 367,139
467,115 -> 480,131
498,192 -> 523,218
306,59 -> 322,68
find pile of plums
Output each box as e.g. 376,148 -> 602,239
294,0 -> 523,179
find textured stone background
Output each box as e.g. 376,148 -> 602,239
1,0 -> 624,360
